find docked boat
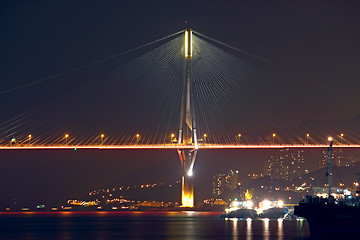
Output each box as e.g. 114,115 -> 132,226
221,208 -> 258,219
220,200 -> 258,219
295,195 -> 360,237
256,200 -> 288,219
294,138 -> 360,237
259,206 -> 288,219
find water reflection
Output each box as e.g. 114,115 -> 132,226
0,212 -> 310,240
262,218 -> 270,240
231,218 -> 238,240
277,218 -> 283,240
246,218 -> 252,240
297,218 -> 305,238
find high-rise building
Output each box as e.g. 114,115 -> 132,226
265,149 -> 305,180
319,149 -> 356,168
212,170 -> 239,197
213,173 -> 225,197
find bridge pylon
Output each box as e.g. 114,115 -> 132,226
177,28 -> 198,207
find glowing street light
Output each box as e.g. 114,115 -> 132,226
11,137 -> 16,145
101,134 -> 105,144
28,134 -> 32,144
170,133 -> 175,143
306,133 -> 309,144
170,133 -> 176,143
340,133 -> 344,143
203,133 -> 207,144
328,136 -> 333,142
272,133 -> 276,143
238,133 -> 241,143
65,134 -> 69,144
135,134 -> 140,144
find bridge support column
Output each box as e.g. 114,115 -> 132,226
178,148 -> 197,207
177,28 -> 197,207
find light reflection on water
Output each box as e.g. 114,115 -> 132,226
246,218 -> 252,240
232,218 -> 238,240
0,211 -> 309,240
278,218 -> 284,240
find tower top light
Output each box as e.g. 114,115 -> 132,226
185,29 -> 192,58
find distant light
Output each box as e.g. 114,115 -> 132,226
262,200 -> 271,209
74,148 -> 77,151
11,138 -> 16,142
65,134 -> 69,138
273,133 -> 276,137
188,170 -> 193,176
341,133 -> 344,137
246,200 -> 253,208
136,134 -> 140,138
28,135 -> 32,138
101,134 -> 104,138
306,134 -> 309,137
328,137 -> 333,142
203,134 -> 207,137
171,133 -> 175,137
278,200 -> 284,207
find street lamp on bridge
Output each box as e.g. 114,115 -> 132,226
28,135 -> 32,144
136,134 -> 140,144
306,133 -> 309,144
101,134 -> 105,144
340,133 -> 344,143
203,133 -> 207,144
272,133 -> 276,143
65,134 -> 69,144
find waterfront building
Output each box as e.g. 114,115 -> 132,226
265,148 -> 305,180
213,170 -> 239,197
318,149 -> 356,168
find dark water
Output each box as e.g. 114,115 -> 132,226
0,211 -> 310,240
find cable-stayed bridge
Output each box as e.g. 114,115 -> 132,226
1,28 -> 360,207
1,29 -> 359,147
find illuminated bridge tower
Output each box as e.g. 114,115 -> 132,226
177,28 -> 198,207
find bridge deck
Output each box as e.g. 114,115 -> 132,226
1,144 -> 360,150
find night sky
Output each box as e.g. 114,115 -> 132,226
1,1 -> 360,207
